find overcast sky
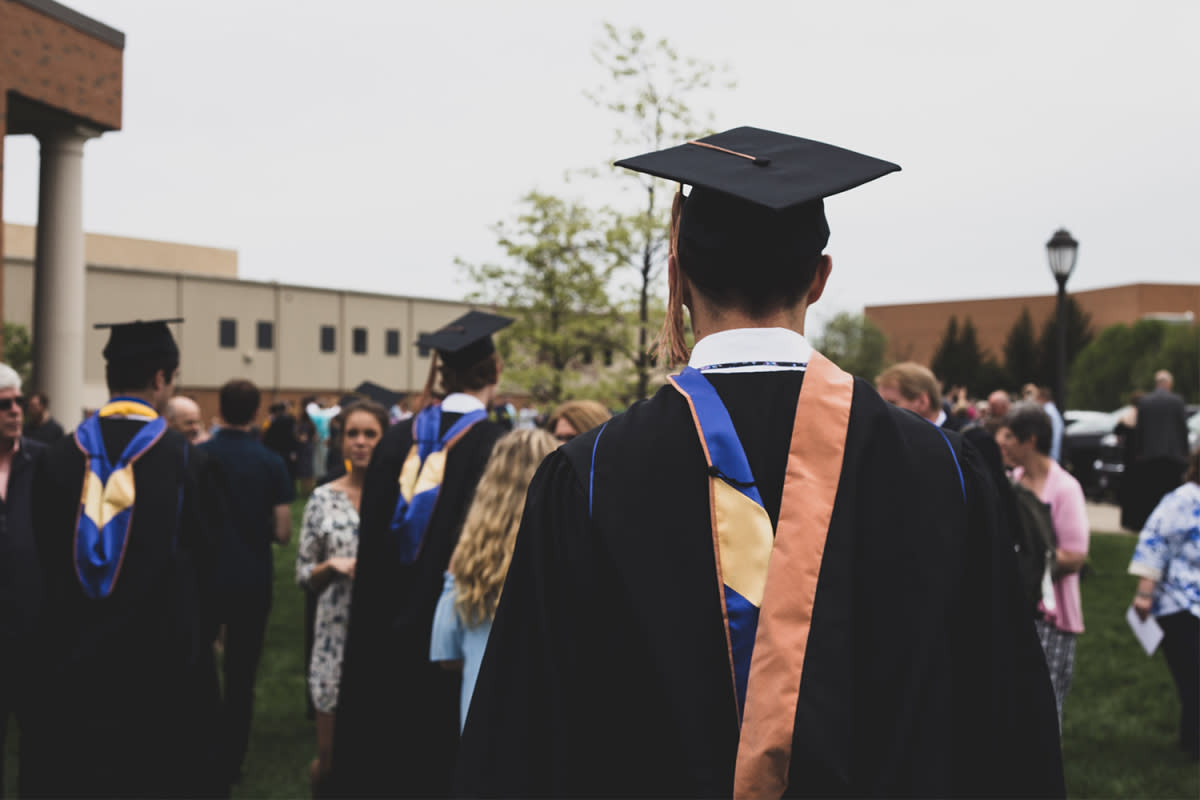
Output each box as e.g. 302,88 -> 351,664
3,0 -> 1197,334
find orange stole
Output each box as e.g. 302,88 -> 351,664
733,351 -> 854,799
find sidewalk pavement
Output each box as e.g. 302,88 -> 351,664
1087,501 -> 1126,534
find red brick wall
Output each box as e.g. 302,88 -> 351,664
866,283 -> 1200,367
0,1 -> 125,353
0,2 -> 124,131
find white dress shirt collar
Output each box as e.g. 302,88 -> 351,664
441,393 -> 487,413
687,328 -> 813,373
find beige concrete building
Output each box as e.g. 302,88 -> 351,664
3,222 -> 475,424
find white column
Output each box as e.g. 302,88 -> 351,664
32,127 -> 96,429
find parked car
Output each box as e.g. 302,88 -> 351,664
1062,407 -> 1130,499
1093,407 -> 1200,501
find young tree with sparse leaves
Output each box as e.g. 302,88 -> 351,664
458,192 -> 628,407
587,23 -> 733,400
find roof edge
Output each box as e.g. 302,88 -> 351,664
864,281 -> 1200,312
13,0 -> 125,49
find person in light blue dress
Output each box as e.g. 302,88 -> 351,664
430,428 -> 558,732
1128,444 -> 1200,761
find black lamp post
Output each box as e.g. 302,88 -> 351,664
1046,228 -> 1079,413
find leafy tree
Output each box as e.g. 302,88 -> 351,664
587,23 -> 733,399
459,191 -> 629,406
2,322 -> 33,385
931,315 -> 1003,395
1035,296 -> 1093,392
1065,319 -> 1197,409
931,317 -> 961,387
815,312 -> 888,381
1002,307 -> 1038,390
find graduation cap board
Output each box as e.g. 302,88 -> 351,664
614,126 -> 900,212
95,318 -> 182,362
353,381 -> 404,409
417,310 -> 513,369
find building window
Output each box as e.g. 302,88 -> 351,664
417,332 -> 432,358
603,349 -> 614,367
219,318 -> 236,349
582,348 -> 593,365
257,321 -> 274,351
320,325 -> 336,353
386,329 -> 401,356
353,327 -> 368,355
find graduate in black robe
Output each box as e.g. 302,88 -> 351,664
332,312 -> 511,797
455,128 -> 1063,797
24,320 -> 223,798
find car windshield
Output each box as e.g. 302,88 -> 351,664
1066,407 -> 1129,435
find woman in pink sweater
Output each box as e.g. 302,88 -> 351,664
998,402 -> 1090,730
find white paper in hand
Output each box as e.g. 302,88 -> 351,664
1125,606 -> 1164,656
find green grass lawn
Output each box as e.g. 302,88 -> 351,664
5,511 -> 1198,797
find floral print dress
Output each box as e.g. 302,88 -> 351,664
296,484 -> 360,713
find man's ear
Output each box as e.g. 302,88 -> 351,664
806,255 -> 833,305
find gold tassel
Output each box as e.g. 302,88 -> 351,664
414,351 -> 440,414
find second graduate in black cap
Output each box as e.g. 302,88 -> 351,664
333,310 -> 512,797
455,128 -> 1064,797
26,319 -> 224,796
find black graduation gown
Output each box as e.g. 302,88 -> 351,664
333,412 -> 505,797
455,373 -> 1064,797
25,421 -> 223,798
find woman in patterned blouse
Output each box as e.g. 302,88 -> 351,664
1129,445 -> 1200,761
296,400 -> 389,793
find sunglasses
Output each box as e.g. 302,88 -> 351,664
0,396 -> 26,412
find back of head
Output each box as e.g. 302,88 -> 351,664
676,189 -> 827,316
100,320 -> 181,396
549,400 -> 611,438
439,352 -> 501,396
452,428 -> 558,626
106,354 -> 179,396
876,362 -> 941,409
220,379 -> 260,426
1155,369 -> 1174,390
987,390 -> 1012,419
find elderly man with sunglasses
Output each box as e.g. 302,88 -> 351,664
0,362 -> 46,795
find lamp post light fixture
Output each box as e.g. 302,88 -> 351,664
1046,228 -> 1079,414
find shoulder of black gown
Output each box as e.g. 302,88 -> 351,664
455,446 -> 595,797
802,381 -> 1063,796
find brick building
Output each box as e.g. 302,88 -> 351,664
865,282 -> 1200,366
1,0 -> 125,423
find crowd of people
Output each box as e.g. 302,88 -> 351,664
0,126 -> 1196,798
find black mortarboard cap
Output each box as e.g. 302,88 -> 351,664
353,381 -> 404,409
614,126 -> 900,212
95,318 -> 182,362
417,310 -> 513,369
615,127 -> 900,290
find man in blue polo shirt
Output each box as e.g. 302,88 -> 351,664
201,378 -> 293,787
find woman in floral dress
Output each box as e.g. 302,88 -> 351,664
297,400 -> 388,794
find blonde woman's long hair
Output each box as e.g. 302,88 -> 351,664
452,428 -> 558,627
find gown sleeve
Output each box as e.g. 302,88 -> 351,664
951,436 -> 1066,797
453,450 -> 592,797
